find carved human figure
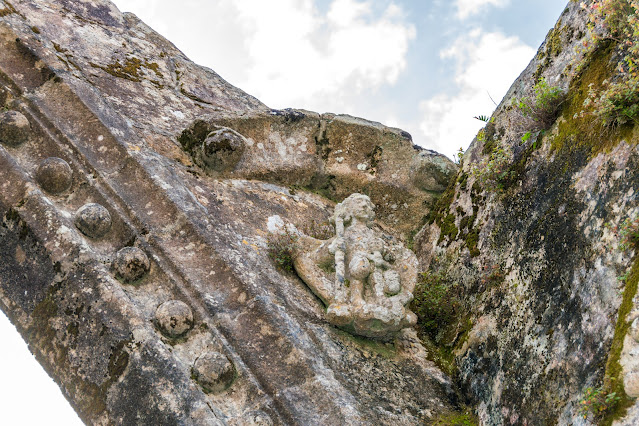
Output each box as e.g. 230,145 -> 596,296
292,193 -> 418,339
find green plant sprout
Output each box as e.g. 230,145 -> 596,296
514,78 -> 565,130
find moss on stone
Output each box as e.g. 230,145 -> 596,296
601,256 -> 639,425
438,214 -> 459,244
534,19 -> 569,82
178,119 -> 211,154
465,229 -> 480,257
551,41 -> 637,158
90,57 -> 163,83
427,177 -> 459,246
335,329 -> 397,359
306,173 -> 337,202
458,172 -> 469,190
481,122 -> 498,155
0,1 -> 17,17
432,410 -> 478,426
499,139 -> 539,192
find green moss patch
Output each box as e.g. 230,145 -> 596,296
601,256 -> 639,425
552,41 -> 637,157
432,410 -> 478,426
90,57 -> 163,83
534,19 -> 572,82
335,329 -> 397,359
0,1 -> 18,17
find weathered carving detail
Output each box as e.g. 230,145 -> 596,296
0,110 -> 30,147
155,300 -> 194,338
0,1 -> 460,422
35,157 -> 73,194
292,193 -> 418,340
192,351 -> 236,394
113,247 -> 150,283
74,203 -> 112,239
200,127 -> 246,172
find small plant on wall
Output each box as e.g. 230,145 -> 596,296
573,0 -> 639,126
578,380 -> 621,420
619,215 -> 639,251
514,78 -> 566,131
411,272 -> 463,341
267,228 -> 299,272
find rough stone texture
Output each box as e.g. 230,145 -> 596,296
290,193 -> 418,340
155,300 -> 194,338
112,246 -> 150,283
200,127 -> 247,173
621,323 -> 639,397
178,112 -> 457,236
193,351 -> 236,394
35,156 -> 73,194
74,203 -> 112,239
0,0 -> 461,424
0,110 -> 30,146
414,2 -> 639,425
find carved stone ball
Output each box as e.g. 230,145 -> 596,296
0,111 -> 30,147
192,351 -> 235,394
35,157 -> 73,194
74,203 -> 112,239
200,128 -> 245,172
155,300 -> 194,338
113,247 -> 150,283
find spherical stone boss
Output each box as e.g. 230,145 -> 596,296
0,111 -> 30,147
155,300 -> 194,338
200,128 -> 245,172
74,203 -> 112,239
113,247 -> 150,283
192,351 -> 235,394
35,157 -> 73,194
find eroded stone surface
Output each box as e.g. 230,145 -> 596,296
179,114 -> 457,236
155,300 -> 194,338
291,193 -> 417,340
413,3 -> 639,424
74,203 -> 112,239
113,246 -> 150,283
243,410 -> 274,426
0,110 -> 30,147
35,157 -> 72,194
193,351 -> 236,394
201,127 -> 246,172
621,308 -> 639,398
0,0 -> 461,424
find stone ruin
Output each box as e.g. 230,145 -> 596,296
0,0 -> 459,424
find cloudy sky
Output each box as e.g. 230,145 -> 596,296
107,0 -> 566,159
0,1 -> 566,424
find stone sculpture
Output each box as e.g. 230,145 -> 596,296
292,193 -> 418,340
0,1 -> 460,422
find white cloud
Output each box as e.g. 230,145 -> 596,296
236,0 -> 416,112
417,30 -> 535,158
455,0 -> 510,20
113,0 -> 415,114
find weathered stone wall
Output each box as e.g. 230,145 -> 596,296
414,2 -> 639,424
0,0 -> 459,424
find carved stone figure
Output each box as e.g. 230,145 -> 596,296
293,193 -> 418,340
